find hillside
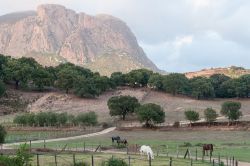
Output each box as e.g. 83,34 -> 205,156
185,66 -> 250,78
2,87 -> 250,123
0,4 -> 159,75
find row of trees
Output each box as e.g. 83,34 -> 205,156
1,54 -> 249,99
185,101 -> 242,125
108,95 -> 165,127
13,111 -> 98,127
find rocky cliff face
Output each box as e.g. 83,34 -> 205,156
0,4 -> 159,75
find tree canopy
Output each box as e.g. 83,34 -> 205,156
184,110 -> 199,126
108,95 -> 140,120
221,101 -> 242,121
204,108 -> 218,123
136,103 -> 165,127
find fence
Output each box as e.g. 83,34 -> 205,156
1,141 -> 240,166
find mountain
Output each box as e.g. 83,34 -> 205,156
0,4 -> 160,75
185,66 -> 250,78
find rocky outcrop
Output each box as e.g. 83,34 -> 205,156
0,4 -> 159,75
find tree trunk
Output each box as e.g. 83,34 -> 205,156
15,80 -> 19,89
122,114 -> 125,120
66,88 -> 69,94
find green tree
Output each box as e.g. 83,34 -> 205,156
148,73 -> 164,90
190,77 -> 215,99
32,67 -> 53,91
74,77 -> 101,98
108,95 -> 140,120
3,59 -> 34,89
204,108 -> 218,123
163,73 -> 189,95
184,110 -> 199,126
76,112 -> 98,126
125,69 -> 153,87
56,68 -> 78,93
210,74 -> 231,97
110,72 -> 125,87
0,125 -> 7,144
221,101 -> 242,122
136,103 -> 165,127
0,80 -> 6,97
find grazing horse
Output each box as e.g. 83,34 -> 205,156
111,136 -> 120,144
203,144 -> 213,156
140,145 -> 154,160
117,139 -> 128,146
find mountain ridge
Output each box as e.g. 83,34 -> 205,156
0,4 -> 160,75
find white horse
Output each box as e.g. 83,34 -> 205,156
140,145 -> 154,160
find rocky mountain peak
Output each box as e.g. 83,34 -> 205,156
0,4 -> 160,75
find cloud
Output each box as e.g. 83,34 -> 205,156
0,0 -> 250,72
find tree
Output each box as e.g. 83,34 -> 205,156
110,72 -> 126,87
0,125 -> 7,144
136,103 -> 165,127
74,77 -> 101,98
56,68 -> 78,93
32,67 -> 53,91
3,59 -> 34,89
125,69 -> 153,87
163,73 -> 189,95
108,95 -> 140,120
184,110 -> 199,126
101,157 -> 128,166
210,74 -> 231,97
189,77 -> 215,99
0,80 -> 5,97
76,112 -> 98,126
221,101 -> 242,122
148,73 -> 164,90
204,108 -> 218,123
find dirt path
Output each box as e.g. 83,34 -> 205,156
3,127 -> 116,149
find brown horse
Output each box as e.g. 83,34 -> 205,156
203,144 -> 213,156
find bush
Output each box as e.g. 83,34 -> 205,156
73,162 -> 90,166
76,112 -> 98,126
101,157 -> 128,166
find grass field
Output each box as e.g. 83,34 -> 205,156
26,130 -> 250,163
30,152 -> 212,166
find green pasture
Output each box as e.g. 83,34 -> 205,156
22,130 -> 250,163
30,152 -> 212,166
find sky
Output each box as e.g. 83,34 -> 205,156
0,0 -> 250,72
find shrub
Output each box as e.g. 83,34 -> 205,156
76,112 -> 98,126
73,162 -> 90,166
101,157 -> 128,166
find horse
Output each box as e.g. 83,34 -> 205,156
140,145 -> 154,160
203,144 -> 213,156
117,139 -> 128,146
111,136 -> 120,144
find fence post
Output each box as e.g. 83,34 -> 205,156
166,145 -> 169,157
210,154 -> 212,163
54,154 -> 57,166
43,139 -> 46,149
176,145 -> 179,158
169,157 -> 172,166
218,154 -> 221,164
29,140 -> 32,152
36,154 -> 39,166
128,156 -> 131,166
73,154 -> 76,165
213,159 -> 215,166
227,156 -> 228,166
195,148 -> 197,161
230,157 -> 231,166
233,156 -> 235,166
149,155 -> 151,166
91,155 -> 94,166
84,142 -> 86,152
235,160 -> 238,166
191,159 -> 193,166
